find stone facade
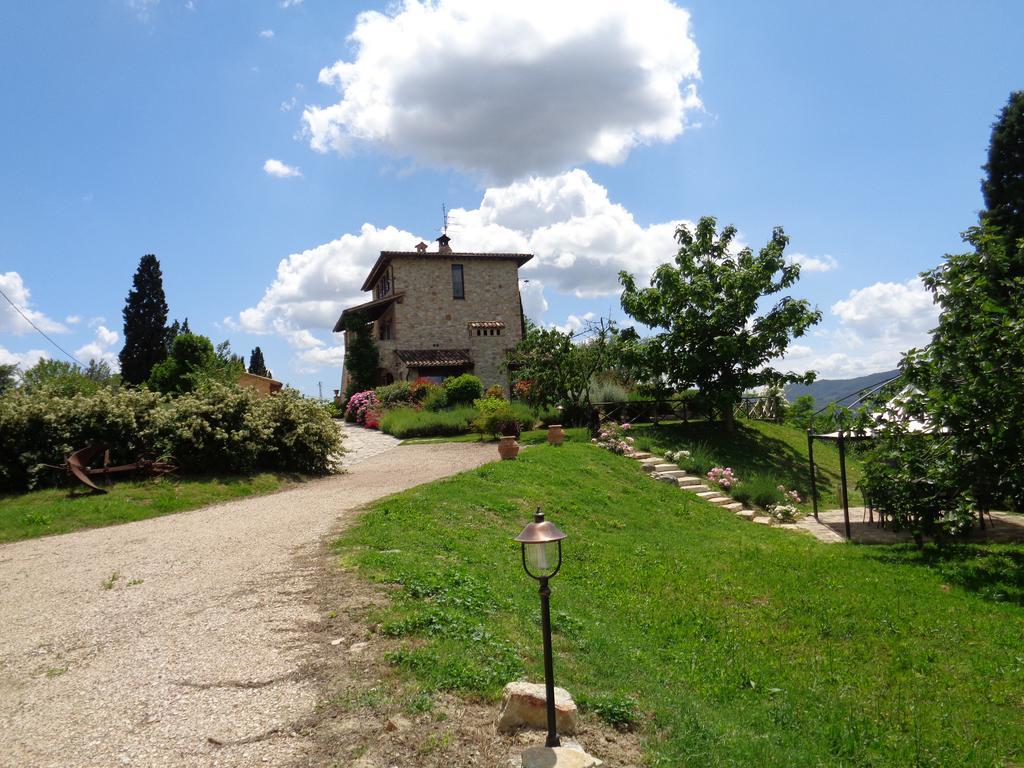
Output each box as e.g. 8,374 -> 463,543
336,237 -> 531,392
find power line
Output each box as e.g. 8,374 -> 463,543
0,285 -> 86,367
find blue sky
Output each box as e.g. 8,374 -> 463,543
1,0 -> 1021,396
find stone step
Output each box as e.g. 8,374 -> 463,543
631,452 -> 652,460
736,509 -> 756,520
654,469 -> 688,479
694,490 -> 718,498
722,502 -> 744,511
655,475 -> 679,485
708,496 -> 733,505
752,516 -> 772,525
652,463 -> 677,473
680,482 -> 711,493
677,476 -> 703,487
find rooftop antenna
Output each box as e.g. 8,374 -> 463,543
441,203 -> 449,236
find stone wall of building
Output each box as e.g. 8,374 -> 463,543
383,255 -> 524,389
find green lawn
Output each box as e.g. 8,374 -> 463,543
334,443 -> 1023,767
0,473 -> 293,543
631,419 -> 864,511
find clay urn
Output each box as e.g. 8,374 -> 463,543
498,435 -> 521,460
546,424 -> 565,446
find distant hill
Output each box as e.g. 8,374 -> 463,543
785,369 -> 900,409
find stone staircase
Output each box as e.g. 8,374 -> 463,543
628,450 -> 790,529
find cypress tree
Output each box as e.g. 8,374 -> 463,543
982,91 -> 1024,253
119,254 -> 170,385
248,346 -> 269,377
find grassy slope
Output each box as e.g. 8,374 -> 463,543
335,443 -> 1023,767
632,419 -> 864,510
0,474 -> 291,543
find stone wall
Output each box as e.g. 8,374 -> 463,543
382,255 -> 524,389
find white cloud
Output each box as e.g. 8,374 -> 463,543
0,346 -> 49,371
788,253 -> 838,273
263,158 -> 302,178
552,312 -> 596,335
303,0 -> 701,180
65,314 -> 82,325
0,272 -> 67,336
519,279 -> 548,322
74,326 -> 120,369
280,96 -> 298,112
280,0 -> 302,7
780,277 -> 939,378
259,29 -> 275,38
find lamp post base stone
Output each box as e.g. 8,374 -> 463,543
496,681 -> 579,735
521,745 -> 603,768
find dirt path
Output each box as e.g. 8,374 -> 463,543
0,442 -> 493,768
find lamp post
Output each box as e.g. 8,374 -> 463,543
514,508 -> 567,748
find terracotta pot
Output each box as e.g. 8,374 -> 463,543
498,436 -> 520,460
546,424 -> 565,446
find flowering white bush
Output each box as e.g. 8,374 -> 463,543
776,484 -> 802,504
593,420 -> 634,454
768,503 -> 801,523
664,449 -> 692,463
707,466 -> 738,489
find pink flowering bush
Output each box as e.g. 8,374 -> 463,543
345,390 -> 381,427
777,485 -> 802,504
592,420 -> 635,454
707,466 -> 738,489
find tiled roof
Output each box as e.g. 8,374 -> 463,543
468,321 -> 506,328
396,349 -> 473,367
361,250 -> 533,291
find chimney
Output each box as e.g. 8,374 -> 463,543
414,241 -> 428,253
436,233 -> 452,254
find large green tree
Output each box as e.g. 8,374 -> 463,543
119,254 -> 170,385
903,223 -> 1024,514
981,90 -> 1024,253
619,216 -> 821,430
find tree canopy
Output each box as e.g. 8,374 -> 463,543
505,318 -> 618,422
248,346 -> 270,378
342,315 -> 379,398
982,90 -> 1024,253
149,333 -> 244,394
619,216 -> 821,430
119,254 -> 170,385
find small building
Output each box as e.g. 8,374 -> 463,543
237,371 -> 283,397
334,235 -> 532,392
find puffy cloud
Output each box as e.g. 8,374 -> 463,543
519,279 -> 548,322
788,253 -> 838,273
303,0 -> 701,179
65,314 -> 82,325
263,158 -> 302,178
780,278 -> 939,378
74,326 -> 120,369
552,312 -> 596,335
259,29 -> 275,39
0,272 -> 67,336
0,346 -> 48,370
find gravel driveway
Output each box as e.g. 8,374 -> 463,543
0,441 -> 493,768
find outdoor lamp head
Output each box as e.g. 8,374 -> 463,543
514,508 -> 566,580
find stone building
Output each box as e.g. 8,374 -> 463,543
334,234 -> 532,393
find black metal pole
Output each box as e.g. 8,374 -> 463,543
538,576 -> 560,748
838,430 -> 851,540
807,429 -> 819,521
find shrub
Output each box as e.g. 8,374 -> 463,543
0,383 -> 341,492
422,385 -> 449,412
345,390 -> 380,426
731,473 -> 786,509
484,384 -> 505,399
707,466 -> 739,490
409,378 -> 435,403
443,374 -> 483,405
472,397 -> 519,438
592,421 -> 635,454
380,406 -> 476,439
375,380 -> 414,409
677,442 -> 716,475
